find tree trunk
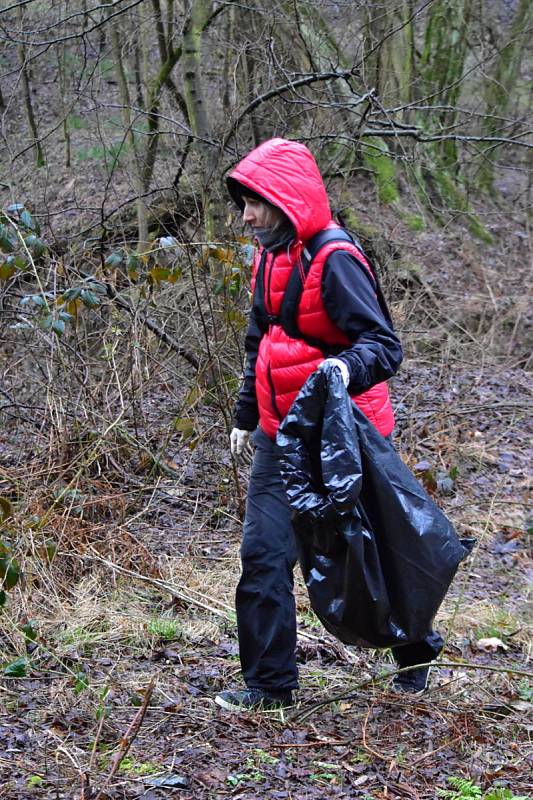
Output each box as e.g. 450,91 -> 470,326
109,16 -> 148,248
364,0 -> 415,110
478,0 -> 533,191
57,5 -> 71,169
17,6 -> 45,168
418,0 -> 472,170
222,3 -> 236,113
182,0 -> 216,239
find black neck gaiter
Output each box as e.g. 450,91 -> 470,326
253,218 -> 295,252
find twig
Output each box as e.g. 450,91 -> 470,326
88,712 -> 106,774
411,735 -> 466,767
275,739 -> 350,748
80,772 -> 91,800
292,660 -> 533,722
362,705 -> 388,763
92,678 -> 155,800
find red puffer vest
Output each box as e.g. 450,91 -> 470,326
229,138 -> 395,440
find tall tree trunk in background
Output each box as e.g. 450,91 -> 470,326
108,2 -> 189,248
140,3 -> 190,202
478,0 -> 533,191
182,0 -> 216,240
412,0 -> 492,240
364,0 -> 415,111
132,28 -> 146,110
222,3 -> 236,114
284,2 -> 370,182
57,3 -> 71,169
418,0 -> 472,170
16,6 -> 45,168
239,6 -> 268,147
109,16 -> 149,248
291,3 -> 350,114
361,0 -> 414,201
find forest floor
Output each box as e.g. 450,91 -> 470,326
0,175 -> 532,800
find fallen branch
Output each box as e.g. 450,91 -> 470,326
92,678 -> 155,800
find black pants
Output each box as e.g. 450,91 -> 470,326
236,427 -> 443,692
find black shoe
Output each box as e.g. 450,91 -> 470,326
392,664 -> 432,694
214,688 -> 293,712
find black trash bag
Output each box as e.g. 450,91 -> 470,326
276,364 -> 473,648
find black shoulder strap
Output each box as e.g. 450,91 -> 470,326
299,228 -> 393,328
303,228 -> 379,291
253,229 -> 391,351
279,229 -> 382,348
302,228 -> 357,272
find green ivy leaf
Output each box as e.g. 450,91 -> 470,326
58,311 -> 74,323
0,260 -> 16,281
105,251 -> 124,268
21,622 -> 38,642
33,239 -> 47,257
80,289 -> 100,308
148,266 -> 170,283
4,656 -> 28,678
86,281 -> 107,295
20,209 -> 40,234
0,555 -> 20,590
40,314 -> 54,331
21,294 -> 48,309
9,322 -> 33,331
62,287 -> 82,302
0,224 -> 16,253
74,670 -> 89,693
25,235 -> 47,257
52,319 -> 65,335
0,497 -> 13,523
173,418 -> 195,438
27,776 -> 44,789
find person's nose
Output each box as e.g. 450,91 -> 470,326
242,202 -> 255,225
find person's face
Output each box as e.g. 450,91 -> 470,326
242,196 -> 283,230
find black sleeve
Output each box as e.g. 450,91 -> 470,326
233,305 -> 263,431
321,250 -> 403,394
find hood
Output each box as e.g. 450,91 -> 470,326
227,138 -> 332,242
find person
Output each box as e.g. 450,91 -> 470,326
215,138 -> 443,712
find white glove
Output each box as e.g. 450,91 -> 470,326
320,358 -> 350,387
230,427 -> 251,456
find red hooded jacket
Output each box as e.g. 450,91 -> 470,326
228,138 -> 400,439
